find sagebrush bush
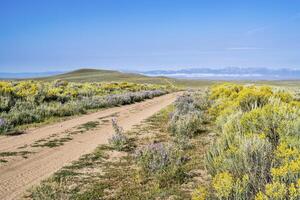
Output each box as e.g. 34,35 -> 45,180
169,92 -> 205,137
198,83 -> 300,199
135,143 -> 171,173
135,143 -> 187,186
173,93 -> 196,115
172,134 -> 192,150
0,80 -> 170,134
193,89 -> 212,111
169,111 -> 203,137
0,96 -> 12,112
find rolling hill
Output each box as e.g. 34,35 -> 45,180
38,69 -> 165,83
35,68 -> 215,87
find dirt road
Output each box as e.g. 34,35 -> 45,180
0,93 -> 179,200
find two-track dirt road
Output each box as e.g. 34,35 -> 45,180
0,92 -> 179,200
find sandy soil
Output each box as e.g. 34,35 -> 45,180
0,93 -> 179,200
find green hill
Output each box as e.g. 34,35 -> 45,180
37,69 -> 168,83
36,68 -> 214,87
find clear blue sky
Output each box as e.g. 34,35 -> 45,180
0,0 -> 300,72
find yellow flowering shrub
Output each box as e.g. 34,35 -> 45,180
291,100 -> 300,108
210,83 -> 243,100
46,87 -> 63,97
288,179 -> 300,199
0,81 -> 14,95
15,81 -> 38,98
236,86 -> 272,111
204,83 -> 300,199
212,172 -> 234,198
209,83 -> 294,119
239,102 -> 299,145
271,141 -> 300,183
0,80 -> 171,134
265,181 -> 287,200
274,91 -> 293,103
254,192 -> 268,200
275,142 -> 299,161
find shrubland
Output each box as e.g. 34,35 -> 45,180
27,82 -> 300,199
29,90 -> 210,199
0,80 -> 171,134
193,83 -> 300,200
127,91 -> 209,194
104,94 -> 206,195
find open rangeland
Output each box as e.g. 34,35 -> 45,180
0,92 -> 179,200
23,82 -> 300,200
1,71 -> 300,200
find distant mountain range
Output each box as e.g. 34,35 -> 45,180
141,67 -> 300,80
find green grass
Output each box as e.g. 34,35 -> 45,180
30,121 -> 101,148
77,121 -> 100,131
31,137 -> 73,148
0,151 -> 33,162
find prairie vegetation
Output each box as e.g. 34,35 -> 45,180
195,83 -> 300,199
29,91 -> 212,199
14,80 -> 300,199
0,80 -> 171,134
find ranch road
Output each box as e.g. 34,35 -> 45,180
0,92 -> 180,200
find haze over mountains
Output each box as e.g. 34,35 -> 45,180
141,67 -> 300,80
1,67 -> 300,80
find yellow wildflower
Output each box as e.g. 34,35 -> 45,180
265,181 -> 287,200
255,191 -> 268,200
258,133 -> 266,139
212,172 -> 233,199
289,183 -> 298,199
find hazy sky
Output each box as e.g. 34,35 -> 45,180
0,0 -> 300,72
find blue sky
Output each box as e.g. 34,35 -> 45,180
0,0 -> 300,72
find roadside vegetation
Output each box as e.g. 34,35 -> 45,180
28,91 -> 213,199
0,80 -> 172,134
23,81 -> 300,199
193,83 -> 300,200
